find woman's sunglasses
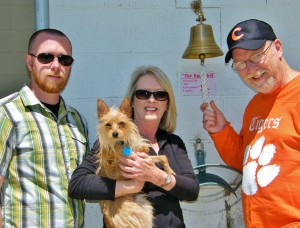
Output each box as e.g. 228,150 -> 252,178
28,53 -> 74,66
134,89 -> 169,101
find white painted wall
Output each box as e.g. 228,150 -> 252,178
48,0 -> 300,227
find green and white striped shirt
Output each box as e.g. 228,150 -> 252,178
0,85 -> 89,227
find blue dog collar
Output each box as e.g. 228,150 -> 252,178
123,146 -> 132,156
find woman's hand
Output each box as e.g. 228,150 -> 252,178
115,178 -> 145,197
115,179 -> 145,197
119,152 -> 166,186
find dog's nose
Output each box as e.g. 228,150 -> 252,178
112,131 -> 118,138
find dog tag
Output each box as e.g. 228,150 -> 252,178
123,146 -> 132,156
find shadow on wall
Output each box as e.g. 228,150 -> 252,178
0,73 -> 29,98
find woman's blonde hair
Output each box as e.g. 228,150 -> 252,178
126,65 -> 177,133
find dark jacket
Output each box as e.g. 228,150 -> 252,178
68,128 -> 200,228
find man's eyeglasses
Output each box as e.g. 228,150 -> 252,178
232,41 -> 274,71
134,89 -> 169,101
28,53 -> 74,66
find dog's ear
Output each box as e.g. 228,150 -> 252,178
97,99 -> 110,119
119,98 -> 132,118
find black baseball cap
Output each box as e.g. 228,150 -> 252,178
225,19 -> 277,63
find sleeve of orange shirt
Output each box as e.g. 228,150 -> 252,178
209,123 -> 244,171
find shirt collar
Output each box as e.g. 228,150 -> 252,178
19,84 -> 75,115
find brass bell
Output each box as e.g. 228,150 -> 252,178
182,22 -> 223,60
182,0 -> 223,61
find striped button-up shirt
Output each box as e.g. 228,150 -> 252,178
0,85 -> 89,227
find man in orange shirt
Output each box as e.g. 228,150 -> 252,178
201,19 -> 300,227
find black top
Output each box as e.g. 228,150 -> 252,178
68,128 -> 200,228
42,101 -> 60,118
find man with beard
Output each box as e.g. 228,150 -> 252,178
200,19 -> 300,227
0,29 -> 89,227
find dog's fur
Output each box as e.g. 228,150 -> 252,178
95,98 -> 174,228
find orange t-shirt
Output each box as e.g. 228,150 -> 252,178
210,75 -> 300,227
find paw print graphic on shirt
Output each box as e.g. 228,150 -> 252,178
242,136 -> 280,195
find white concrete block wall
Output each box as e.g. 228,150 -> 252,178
47,0 -> 300,227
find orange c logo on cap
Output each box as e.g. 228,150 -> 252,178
232,27 -> 244,41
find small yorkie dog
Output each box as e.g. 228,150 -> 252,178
95,98 -> 174,228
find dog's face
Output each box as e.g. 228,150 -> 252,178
97,98 -> 135,148
99,108 -> 132,145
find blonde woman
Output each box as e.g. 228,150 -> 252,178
69,65 -> 199,228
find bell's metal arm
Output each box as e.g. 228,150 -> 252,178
193,163 -> 242,196
192,138 -> 242,196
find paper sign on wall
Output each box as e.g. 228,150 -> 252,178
181,72 -> 216,96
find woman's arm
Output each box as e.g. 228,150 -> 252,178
119,152 -> 176,191
167,136 -> 200,201
68,140 -> 144,200
68,140 -> 115,200
118,135 -> 200,201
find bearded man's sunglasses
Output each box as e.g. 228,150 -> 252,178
28,53 -> 74,66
